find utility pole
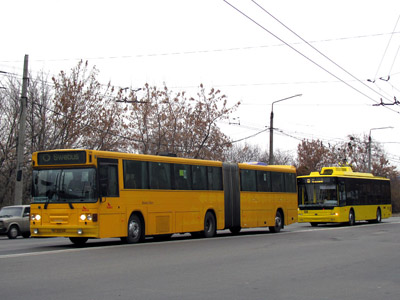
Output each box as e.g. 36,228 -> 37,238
14,55 -> 29,205
269,94 -> 302,165
368,126 -> 393,173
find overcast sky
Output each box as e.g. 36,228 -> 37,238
1,0 -> 400,167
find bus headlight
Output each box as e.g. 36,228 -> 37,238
80,214 -> 94,221
31,214 -> 41,221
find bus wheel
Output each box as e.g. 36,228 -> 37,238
269,211 -> 283,233
376,208 -> 382,223
348,210 -> 355,226
310,222 -> 319,227
123,214 -> 144,244
69,237 -> 88,246
203,212 -> 216,238
7,225 -> 19,239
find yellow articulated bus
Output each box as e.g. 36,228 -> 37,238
297,166 -> 391,226
30,149 -> 298,245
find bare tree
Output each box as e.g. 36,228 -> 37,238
296,139 -> 334,176
123,83 -> 239,160
0,75 -> 20,206
50,61 -> 126,151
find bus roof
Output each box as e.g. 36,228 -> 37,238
32,149 -> 296,172
298,166 -> 389,180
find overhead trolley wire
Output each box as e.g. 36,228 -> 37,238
251,0 -> 395,104
374,14 -> 400,79
223,0 -> 400,115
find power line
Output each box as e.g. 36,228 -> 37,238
251,0 -> 395,106
388,36 -> 400,76
1,32 -> 399,65
223,0 -> 400,115
374,14 -> 400,79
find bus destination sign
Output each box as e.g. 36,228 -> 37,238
37,151 -> 87,165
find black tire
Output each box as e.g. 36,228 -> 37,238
348,209 -> 355,226
269,211 -> 283,233
376,208 -> 382,223
203,211 -> 216,238
229,227 -> 241,235
122,214 -> 144,244
69,237 -> 88,246
310,222 -> 319,227
7,225 -> 19,239
153,234 -> 172,241
22,232 -> 31,238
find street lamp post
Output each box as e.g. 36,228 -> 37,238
368,126 -> 393,172
269,94 -> 302,165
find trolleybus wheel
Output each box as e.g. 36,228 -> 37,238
348,209 -> 355,226
203,211 -> 216,238
69,237 -> 88,246
122,214 -> 144,244
269,211 -> 283,233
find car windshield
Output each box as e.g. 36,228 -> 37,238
32,168 -> 97,203
298,180 -> 339,207
0,207 -> 22,217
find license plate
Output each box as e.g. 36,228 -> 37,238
52,229 -> 66,233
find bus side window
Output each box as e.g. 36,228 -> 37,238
271,172 -> 285,192
174,164 -> 191,190
123,160 -> 148,189
256,171 -> 271,192
192,165 -> 207,190
339,181 -> 346,206
149,162 -> 171,189
207,167 -> 223,190
240,169 -> 256,191
285,173 -> 296,193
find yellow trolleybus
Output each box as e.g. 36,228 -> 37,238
30,149 -> 298,245
298,166 -> 391,226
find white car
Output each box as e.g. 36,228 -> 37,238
0,205 -> 30,239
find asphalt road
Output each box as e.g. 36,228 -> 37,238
1,218 -> 399,300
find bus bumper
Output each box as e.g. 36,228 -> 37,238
298,209 -> 344,223
30,225 -> 99,238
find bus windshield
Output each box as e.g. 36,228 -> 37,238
32,168 -> 97,203
298,179 -> 338,208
